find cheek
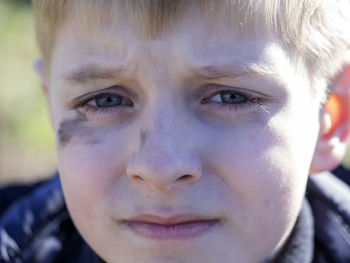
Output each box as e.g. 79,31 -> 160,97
208,127 -> 297,214
204,117 -> 313,249
57,128 -> 134,222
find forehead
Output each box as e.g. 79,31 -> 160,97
52,8 -> 295,88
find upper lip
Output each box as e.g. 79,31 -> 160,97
122,214 -> 219,225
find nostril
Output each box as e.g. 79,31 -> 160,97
177,174 -> 193,181
132,175 -> 144,182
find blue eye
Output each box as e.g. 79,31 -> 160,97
82,93 -> 133,108
200,88 -> 265,113
95,94 -> 123,107
203,90 -> 249,104
219,91 -> 247,104
72,90 -> 133,117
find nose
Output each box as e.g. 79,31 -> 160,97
126,110 -> 201,192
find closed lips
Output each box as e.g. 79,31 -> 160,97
120,214 -> 220,240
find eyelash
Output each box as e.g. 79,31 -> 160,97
201,89 -> 263,111
72,88 -> 263,117
73,92 -> 133,116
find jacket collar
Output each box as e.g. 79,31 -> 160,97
269,200 -> 314,263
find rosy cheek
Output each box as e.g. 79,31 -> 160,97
58,130 -> 129,194
58,146 -> 114,218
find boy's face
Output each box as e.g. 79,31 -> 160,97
46,10 -> 323,263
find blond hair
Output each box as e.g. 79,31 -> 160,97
32,0 -> 350,100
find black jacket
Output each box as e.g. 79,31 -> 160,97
1,171 -> 350,263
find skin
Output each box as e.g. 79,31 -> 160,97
41,8 -> 339,263
57,118 -> 86,145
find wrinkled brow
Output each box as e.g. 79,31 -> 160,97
61,64 -> 134,83
61,61 -> 275,84
192,65 -> 255,80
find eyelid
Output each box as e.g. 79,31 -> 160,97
199,83 -> 272,103
199,86 -> 270,113
68,86 -> 133,109
201,86 -> 261,103
203,88 -> 247,100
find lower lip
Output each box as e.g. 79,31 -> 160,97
123,220 -> 219,241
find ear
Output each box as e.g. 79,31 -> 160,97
33,59 -> 49,95
33,59 -> 55,128
310,67 -> 350,174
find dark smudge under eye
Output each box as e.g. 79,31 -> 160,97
58,118 -> 85,145
139,128 -> 148,150
58,118 -> 100,146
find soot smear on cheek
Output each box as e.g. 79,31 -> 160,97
58,118 -> 101,146
139,128 -> 148,150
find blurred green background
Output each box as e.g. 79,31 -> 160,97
0,0 -> 56,184
0,0 -> 349,185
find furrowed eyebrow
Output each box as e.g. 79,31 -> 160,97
61,62 -> 275,85
193,64 -> 275,81
61,64 -> 133,83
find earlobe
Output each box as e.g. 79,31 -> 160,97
33,59 -> 49,95
310,67 -> 350,174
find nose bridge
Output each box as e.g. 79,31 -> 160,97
138,101 -> 188,171
144,98 -> 181,151
126,99 -> 201,192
